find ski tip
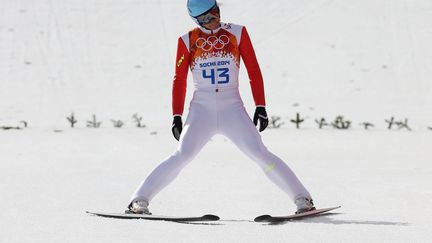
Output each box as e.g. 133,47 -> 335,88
324,206 -> 342,211
86,211 -> 103,216
254,214 -> 272,222
203,214 -> 220,220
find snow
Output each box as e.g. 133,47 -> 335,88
1,0 -> 432,242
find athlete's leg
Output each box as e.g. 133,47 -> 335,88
219,106 -> 311,201
131,103 -> 216,202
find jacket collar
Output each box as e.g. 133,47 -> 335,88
198,22 -> 224,35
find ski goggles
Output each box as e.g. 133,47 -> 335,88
194,4 -> 220,26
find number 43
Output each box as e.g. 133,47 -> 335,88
202,68 -> 230,84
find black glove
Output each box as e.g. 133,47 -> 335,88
253,107 -> 269,132
171,116 -> 183,141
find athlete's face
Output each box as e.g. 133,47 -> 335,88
202,14 -> 220,30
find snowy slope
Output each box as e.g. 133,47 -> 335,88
1,129 -> 431,242
1,0 -> 432,242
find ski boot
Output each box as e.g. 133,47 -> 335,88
126,200 -> 151,215
295,196 -> 316,214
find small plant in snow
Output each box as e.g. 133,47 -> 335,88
111,119 -> 124,128
290,113 -> 305,129
315,118 -> 329,129
332,116 -> 351,129
0,120 -> 27,130
385,117 -> 411,131
132,113 -> 146,128
87,114 -> 102,128
385,117 -> 396,130
67,113 -> 78,127
20,121 -> 28,128
359,122 -> 375,130
268,116 -> 284,129
395,119 -> 411,131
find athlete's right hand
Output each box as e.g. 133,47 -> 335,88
171,116 -> 183,141
253,107 -> 269,132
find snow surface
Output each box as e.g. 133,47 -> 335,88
1,0 -> 432,242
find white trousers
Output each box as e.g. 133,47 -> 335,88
131,88 -> 311,203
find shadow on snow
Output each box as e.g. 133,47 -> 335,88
265,213 -> 410,226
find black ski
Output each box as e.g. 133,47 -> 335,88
86,211 -> 219,222
254,206 -> 341,223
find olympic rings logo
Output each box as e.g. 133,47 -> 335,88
195,35 -> 230,51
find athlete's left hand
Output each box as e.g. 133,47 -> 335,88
172,116 -> 183,141
253,107 -> 269,132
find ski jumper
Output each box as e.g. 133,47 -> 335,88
131,23 -> 311,203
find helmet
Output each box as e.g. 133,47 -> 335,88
187,0 -> 217,17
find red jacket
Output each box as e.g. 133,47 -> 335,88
172,23 -> 266,116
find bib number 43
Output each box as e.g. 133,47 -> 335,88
202,68 -> 229,84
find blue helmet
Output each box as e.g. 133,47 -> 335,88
187,0 -> 217,17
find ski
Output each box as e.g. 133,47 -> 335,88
254,206 -> 341,223
86,211 -> 220,222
